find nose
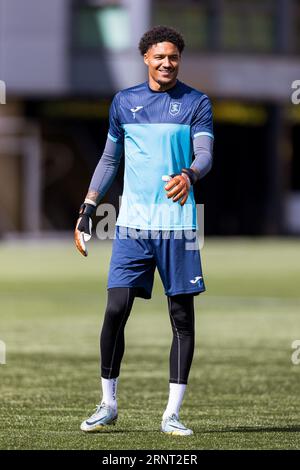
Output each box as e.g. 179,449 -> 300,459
162,57 -> 172,68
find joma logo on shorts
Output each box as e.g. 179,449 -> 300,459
190,276 -> 202,284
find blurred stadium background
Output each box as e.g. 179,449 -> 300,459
0,0 -> 300,450
1,0 -> 300,236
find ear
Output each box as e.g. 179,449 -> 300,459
144,53 -> 149,66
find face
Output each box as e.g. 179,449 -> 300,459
144,42 -> 181,90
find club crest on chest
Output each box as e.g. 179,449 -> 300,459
169,102 -> 181,116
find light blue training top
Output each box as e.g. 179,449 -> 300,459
90,80 -> 214,230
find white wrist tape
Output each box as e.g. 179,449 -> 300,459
84,198 -> 97,207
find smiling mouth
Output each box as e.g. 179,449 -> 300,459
159,70 -> 173,75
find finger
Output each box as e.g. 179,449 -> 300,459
74,220 -> 88,257
180,193 -> 189,206
173,188 -> 187,202
164,176 -> 181,191
166,182 -> 184,198
75,228 -> 88,257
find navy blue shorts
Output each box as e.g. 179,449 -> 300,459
107,226 -> 205,299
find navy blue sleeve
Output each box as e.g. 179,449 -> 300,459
191,134 -> 213,180
89,137 -> 123,201
108,93 -> 124,145
190,95 -> 214,140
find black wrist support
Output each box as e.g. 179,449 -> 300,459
181,168 -> 198,185
79,203 -> 96,218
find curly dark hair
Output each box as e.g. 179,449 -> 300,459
138,25 -> 185,55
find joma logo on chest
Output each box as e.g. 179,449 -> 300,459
130,106 -> 144,118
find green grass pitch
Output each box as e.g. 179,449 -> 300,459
0,238 -> 299,450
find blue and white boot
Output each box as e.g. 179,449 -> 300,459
80,402 -> 118,432
161,414 -> 193,436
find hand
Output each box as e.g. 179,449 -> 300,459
164,173 -> 191,206
74,203 -> 94,257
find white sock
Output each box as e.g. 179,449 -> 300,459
163,383 -> 187,420
101,377 -> 118,410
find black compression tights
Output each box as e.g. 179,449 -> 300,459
100,288 -> 195,384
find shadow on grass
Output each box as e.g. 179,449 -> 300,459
201,426 -> 300,433
80,425 -> 300,435
81,429 -> 158,434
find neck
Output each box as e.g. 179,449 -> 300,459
148,76 -> 177,92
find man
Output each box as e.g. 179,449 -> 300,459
75,26 -> 213,436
